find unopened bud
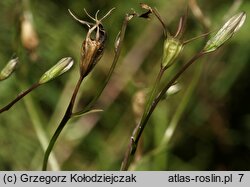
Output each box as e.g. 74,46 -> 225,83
39,57 -> 74,84
21,11 -> 39,51
204,11 -> 246,53
162,36 -> 183,68
166,83 -> 181,96
0,57 -> 19,81
161,83 -> 181,100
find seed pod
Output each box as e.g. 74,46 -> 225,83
162,36 -> 183,69
0,57 -> 19,81
80,24 -> 106,76
69,8 -> 115,77
39,57 -> 74,84
203,11 -> 246,53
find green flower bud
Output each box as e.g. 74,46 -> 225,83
161,83 -> 181,100
166,83 -> 181,96
162,36 -> 183,68
204,11 -> 246,53
0,57 -> 19,81
39,57 -> 74,84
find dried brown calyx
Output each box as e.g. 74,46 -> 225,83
69,8 -> 115,77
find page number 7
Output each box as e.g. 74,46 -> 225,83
238,174 -> 244,182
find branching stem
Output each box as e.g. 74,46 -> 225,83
43,13 -> 135,170
73,13 -> 135,116
42,75 -> 84,170
121,51 -> 205,170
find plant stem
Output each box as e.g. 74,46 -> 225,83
0,82 -> 40,114
132,61 -> 204,170
23,88 -> 60,170
73,14 -> 134,116
163,55 -> 203,145
43,13 -> 136,170
42,75 -> 84,170
121,67 -> 165,170
141,68 -> 165,123
121,51 -> 205,170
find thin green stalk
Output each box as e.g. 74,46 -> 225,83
121,51 -> 205,170
0,83 -> 40,114
136,51 -> 204,144
162,62 -> 203,144
73,14 -> 134,116
43,12 -> 135,171
42,75 -> 84,170
141,68 -> 165,123
47,70 -> 79,129
120,67 -> 165,171
132,61 -> 204,170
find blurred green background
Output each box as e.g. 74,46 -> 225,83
0,0 -> 250,170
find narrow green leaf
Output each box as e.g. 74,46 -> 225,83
72,109 -> 103,118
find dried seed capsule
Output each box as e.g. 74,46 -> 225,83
39,57 -> 74,84
0,57 -> 19,81
80,24 -> 106,76
69,8 -> 115,77
204,11 -> 246,53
